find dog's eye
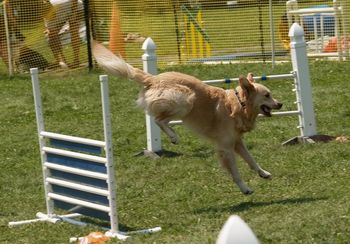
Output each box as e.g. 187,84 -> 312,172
265,94 -> 270,98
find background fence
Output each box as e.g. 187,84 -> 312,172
0,0 -> 349,75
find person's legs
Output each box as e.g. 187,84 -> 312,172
68,0 -> 80,68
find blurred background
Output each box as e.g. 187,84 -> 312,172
0,0 -> 349,75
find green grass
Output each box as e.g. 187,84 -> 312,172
0,61 -> 350,243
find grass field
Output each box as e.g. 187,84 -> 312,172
0,60 -> 349,243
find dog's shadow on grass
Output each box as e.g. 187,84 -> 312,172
137,146 -> 214,159
194,196 -> 328,214
190,146 -> 214,158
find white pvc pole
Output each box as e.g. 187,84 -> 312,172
269,0 -> 276,68
30,68 -> 54,216
48,193 -> 111,212
288,7 -> 339,14
142,38 -> 162,153
40,131 -> 106,148
289,23 -> 317,137
100,75 -> 119,234
44,162 -> 108,180
341,0 -> 349,57
46,177 -> 110,196
169,110 -> 301,126
3,2 -> 13,76
8,218 -> 50,227
333,0 -> 343,60
203,73 -> 295,85
42,146 -> 108,164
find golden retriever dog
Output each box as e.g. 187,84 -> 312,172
92,41 -> 283,194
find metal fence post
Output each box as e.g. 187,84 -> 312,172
343,0 -> 350,58
3,2 -> 14,76
142,38 -> 162,153
289,23 -> 317,138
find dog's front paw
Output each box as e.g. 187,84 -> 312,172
258,169 -> 272,179
238,183 -> 254,195
242,188 -> 254,195
170,136 -> 179,144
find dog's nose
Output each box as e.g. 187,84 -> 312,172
277,102 -> 283,109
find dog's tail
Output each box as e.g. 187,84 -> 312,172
92,40 -> 152,85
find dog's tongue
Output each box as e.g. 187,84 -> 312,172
261,105 -> 272,117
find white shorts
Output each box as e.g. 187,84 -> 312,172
45,0 -> 83,30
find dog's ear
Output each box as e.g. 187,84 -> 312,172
247,73 -> 255,83
239,75 -> 255,96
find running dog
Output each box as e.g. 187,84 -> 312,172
92,41 -> 283,194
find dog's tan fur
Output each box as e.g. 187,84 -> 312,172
92,41 -> 283,194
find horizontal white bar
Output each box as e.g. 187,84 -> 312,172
299,12 -> 335,17
53,213 -> 83,219
41,131 -> 105,148
253,74 -> 295,81
169,120 -> 183,126
35,212 -> 61,223
307,52 -> 340,57
258,110 -> 300,117
106,227 -> 162,240
124,227 -> 162,235
169,110 -> 300,126
44,162 -> 108,180
8,211 -> 63,227
46,177 -> 109,196
8,212 -> 84,227
35,212 -> 84,225
8,217 -> 53,227
43,147 -> 107,164
289,7 -> 340,15
48,193 -> 111,212
273,110 -> 300,116
203,73 -> 294,85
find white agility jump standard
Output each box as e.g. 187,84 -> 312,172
143,23 -> 317,153
8,68 -> 161,240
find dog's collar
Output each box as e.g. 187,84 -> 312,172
232,88 -> 245,108
224,78 -> 245,108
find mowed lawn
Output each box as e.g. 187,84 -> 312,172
0,61 -> 349,243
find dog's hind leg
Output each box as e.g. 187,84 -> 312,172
155,119 -> 179,144
147,94 -> 193,145
234,140 -> 271,179
217,148 -> 253,195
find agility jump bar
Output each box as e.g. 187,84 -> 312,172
8,68 -> 161,240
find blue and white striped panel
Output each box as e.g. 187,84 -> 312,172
46,138 -> 112,223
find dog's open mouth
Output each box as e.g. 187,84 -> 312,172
260,105 -> 272,117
